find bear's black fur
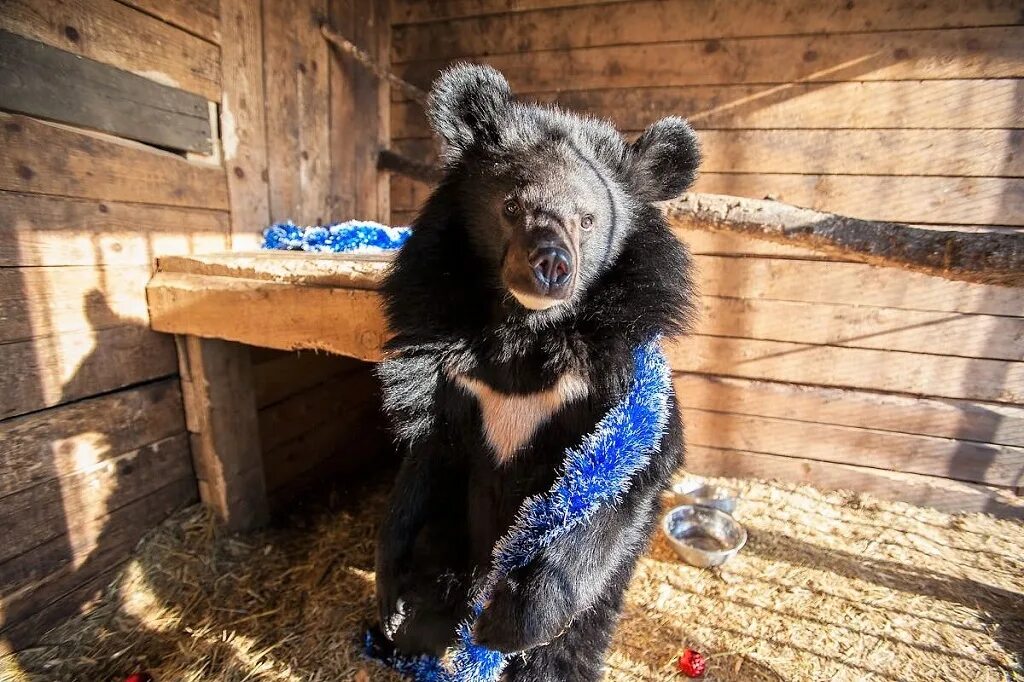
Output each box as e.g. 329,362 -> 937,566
374,64 -> 700,681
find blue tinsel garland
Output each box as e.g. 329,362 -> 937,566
262,220 -> 410,253
367,339 -> 672,682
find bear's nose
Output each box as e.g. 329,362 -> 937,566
529,246 -> 572,289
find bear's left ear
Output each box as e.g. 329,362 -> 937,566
427,63 -> 513,162
624,117 -> 702,202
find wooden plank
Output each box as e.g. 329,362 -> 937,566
697,296 -> 1024,362
0,378 -> 184,498
0,476 -> 196,638
176,335 -> 268,530
0,432 -> 193,564
263,0 -> 331,224
155,251 -> 392,289
1,325 -> 177,420
694,172 -> 1024,227
0,30 -> 213,153
666,335 -> 1024,404
0,191 -> 229,268
684,445 -> 1024,519
219,0 -> 271,248
691,255 -> 1024,317
148,272 -> 389,362
254,352 -> 364,408
684,407 -> 1023,487
1,265 -> 154,344
0,113 -> 228,210
395,26 -> 1024,94
674,373 -> 1024,448
0,0 -> 220,101
393,0 -> 618,23
393,0 -> 1024,63
119,0 -> 221,43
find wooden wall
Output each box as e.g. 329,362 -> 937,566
388,0 -> 1024,515
0,0 -> 390,649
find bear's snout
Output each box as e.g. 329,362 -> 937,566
529,245 -> 572,290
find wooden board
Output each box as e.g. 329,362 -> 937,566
254,351 -> 365,408
696,296 -> 1024,362
684,407 -> 1023,487
684,445 -> 1024,519
1,325 -> 177,420
0,432 -> 193,564
119,0 -> 221,44
0,0 -> 221,101
148,272 -> 389,362
674,373 -> 1024,448
666,335 -> 1024,404
263,0 -> 331,224
155,251 -> 392,290
0,476 -> 196,647
393,0 -> 619,23
0,113 -> 228,210
0,30 -> 213,153
219,0 -> 271,248
0,378 -> 184,498
176,335 -> 268,531
393,0 -> 1024,63
0,191 -> 229,268
395,26 -> 1024,94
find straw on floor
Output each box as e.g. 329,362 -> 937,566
5,474 -> 1023,682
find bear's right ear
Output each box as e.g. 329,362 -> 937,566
427,63 -> 512,162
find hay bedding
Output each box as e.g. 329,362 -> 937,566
5,475 -> 1023,682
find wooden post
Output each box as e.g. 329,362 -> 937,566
175,335 -> 269,531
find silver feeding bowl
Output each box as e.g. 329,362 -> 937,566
662,504 -> 747,568
669,478 -> 738,514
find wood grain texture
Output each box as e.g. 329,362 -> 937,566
0,0 -> 220,101
0,30 -> 213,153
0,379 -> 184,498
176,335 -> 268,531
684,407 -> 1023,487
667,335 -> 1024,404
685,445 -> 1024,519
1,325 -> 177,420
0,191 -> 229,268
119,0 -> 221,43
155,251 -> 392,289
0,113 -> 228,210
395,26 -> 1024,94
219,0 -> 271,247
393,0 -> 618,23
674,373 -> 1024,448
254,351 -> 364,408
393,0 -> 1024,63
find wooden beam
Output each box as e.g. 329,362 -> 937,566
175,335 -> 268,531
119,0 -> 221,44
664,193 -> 1024,287
0,30 -> 212,153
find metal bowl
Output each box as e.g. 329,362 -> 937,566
669,478 -> 738,514
662,504 -> 747,568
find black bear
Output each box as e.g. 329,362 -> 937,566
374,63 -> 699,681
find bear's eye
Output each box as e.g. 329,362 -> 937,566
503,199 -> 519,217
581,214 -> 595,231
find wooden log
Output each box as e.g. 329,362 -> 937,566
0,191 -> 229,268
0,113 -> 228,210
119,0 -> 221,44
393,0 -> 1024,64
175,335 -> 268,531
0,378 -> 185,498
0,30 -> 213,153
664,193 -> 1024,286
0,0 -> 221,101
684,445 -> 1024,519
674,373 -> 1024,448
219,0 -> 271,248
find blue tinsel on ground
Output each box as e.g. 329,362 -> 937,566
262,220 -> 410,253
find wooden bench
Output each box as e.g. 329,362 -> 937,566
147,251 -> 392,530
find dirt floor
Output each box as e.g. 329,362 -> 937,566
5,473 -> 1023,682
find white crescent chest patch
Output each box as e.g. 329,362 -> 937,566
454,372 -> 589,464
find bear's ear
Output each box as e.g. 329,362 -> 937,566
625,117 -> 702,202
427,63 -> 512,162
